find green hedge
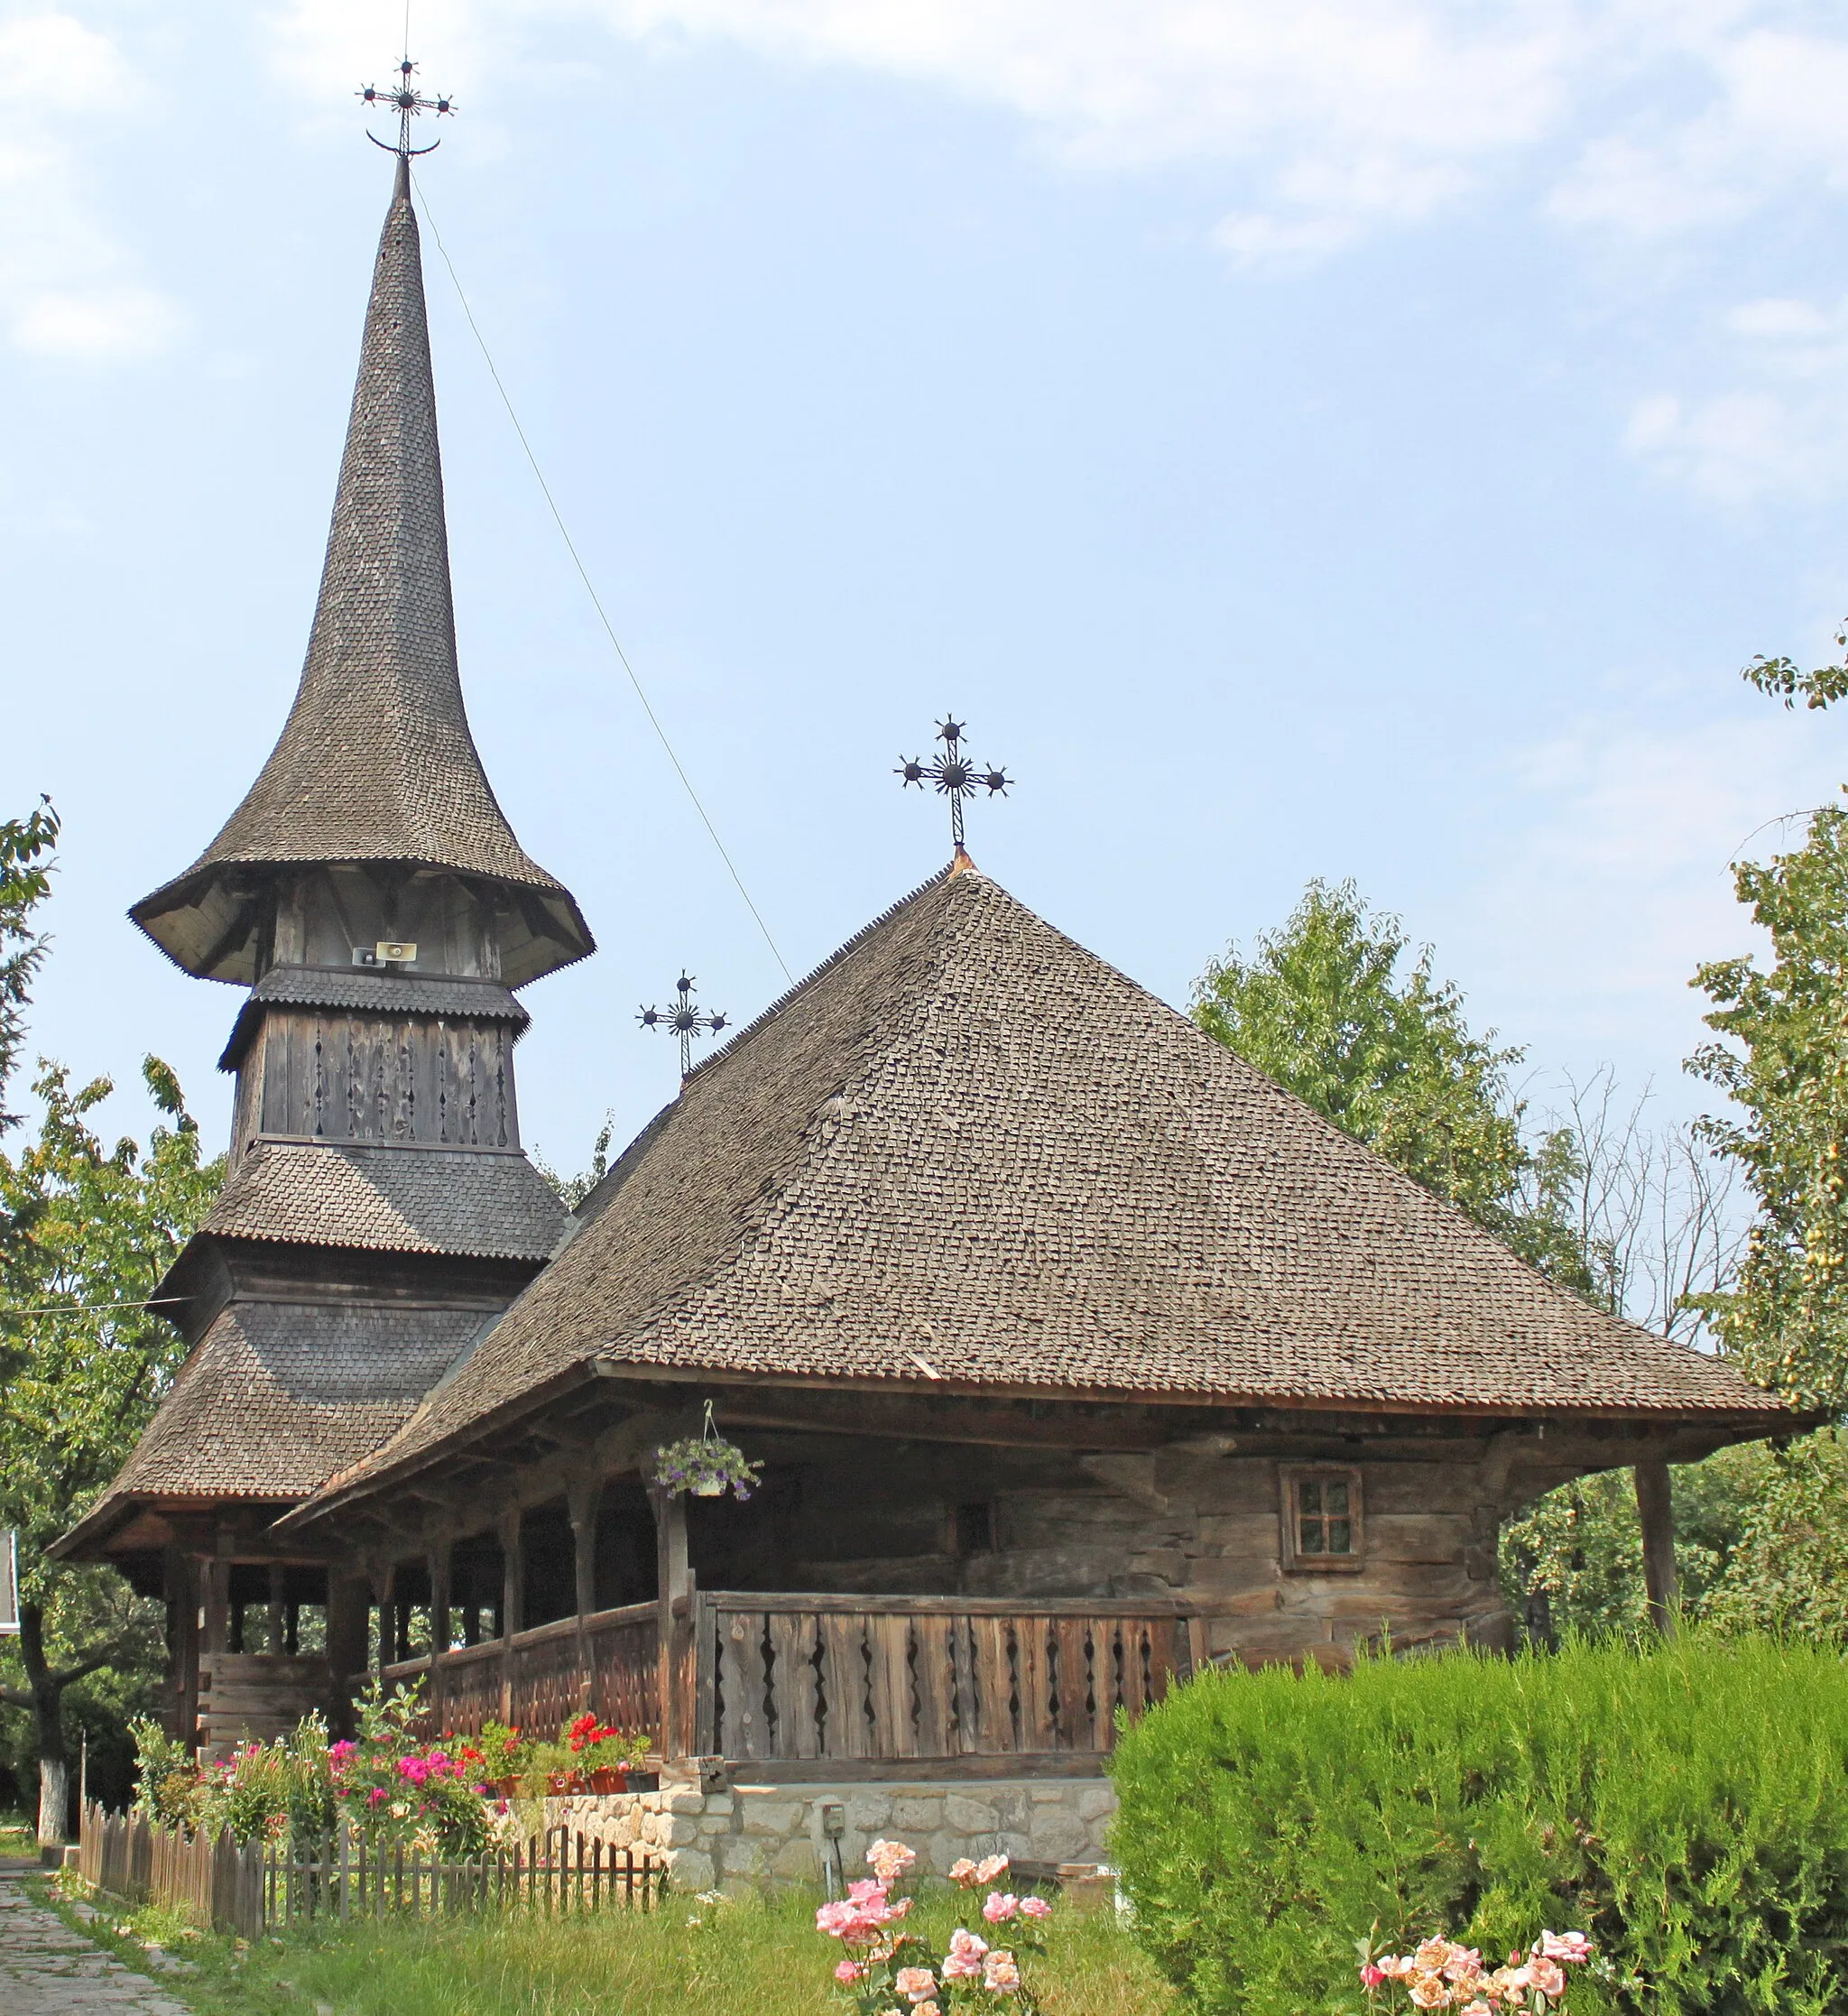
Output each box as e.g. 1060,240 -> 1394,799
1109,1635 -> 1848,2016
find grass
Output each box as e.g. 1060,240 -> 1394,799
0,1808 -> 37,1859
35,1873 -> 1174,2016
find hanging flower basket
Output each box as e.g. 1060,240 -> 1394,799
651,1401 -> 762,1502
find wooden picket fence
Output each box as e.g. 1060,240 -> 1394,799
79,1800 -> 665,1937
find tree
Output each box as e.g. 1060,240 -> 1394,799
1191,879 -> 1752,1642
1191,880 -> 1585,1278
0,807 -> 222,1846
533,1110 -> 616,1209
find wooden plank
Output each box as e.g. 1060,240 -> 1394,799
717,1609 -> 765,1760
909,1614 -> 956,1758
1052,1617 -> 1095,1751
948,1616 -> 981,1754
970,1616 -> 1016,1753
767,1610 -> 818,1760
1015,1615 -> 1054,1753
818,1613 -> 870,1760
867,1613 -> 916,1759
699,1590 -> 1192,1618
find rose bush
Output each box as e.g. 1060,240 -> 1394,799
817,1839 -> 1054,2016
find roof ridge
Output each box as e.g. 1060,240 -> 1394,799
680,863 -> 957,1083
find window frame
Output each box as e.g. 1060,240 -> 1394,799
1278,1464 -> 1366,1574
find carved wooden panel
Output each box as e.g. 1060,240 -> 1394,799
253,1010 -> 518,1148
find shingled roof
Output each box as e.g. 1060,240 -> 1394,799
131,154 -> 590,986
201,1140 -> 567,1262
296,865 -> 1788,1512
52,1301 -> 494,1557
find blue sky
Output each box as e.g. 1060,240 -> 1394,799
4,0 -> 1848,1174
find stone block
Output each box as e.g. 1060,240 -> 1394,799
667,1815 -> 703,1847
668,1846 -> 716,1891
846,1793 -> 892,1830
1076,1786 -> 1119,1821
740,1798 -> 803,1836
942,1794 -> 998,1836
702,1793 -> 735,1817
663,1789 -> 707,1815
772,1838 -> 820,1881
892,1796 -> 944,1833
1030,1811 -> 1089,1864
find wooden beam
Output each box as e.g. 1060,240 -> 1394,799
568,1476 -> 601,1715
1634,1460 -> 1678,1638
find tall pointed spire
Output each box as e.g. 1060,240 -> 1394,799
132,157 -> 591,985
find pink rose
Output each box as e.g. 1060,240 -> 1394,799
846,1878 -> 889,1906
1359,1964 -> 1386,1988
948,1858 -> 979,1888
893,1966 -> 937,2003
974,1854 -> 1010,1884
816,1900 -> 861,1937
834,1960 -> 865,1984
1018,1896 -> 1051,1920
982,1950 -> 1021,1994
1528,1956 -> 1566,2000
982,1893 -> 1019,1923
1540,1931 -> 1591,1965
942,1928 -> 988,1981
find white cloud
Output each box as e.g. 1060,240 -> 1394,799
268,1 -> 1848,272
1465,710 -> 1845,1083
0,13 -> 182,361
1625,294 -> 1848,502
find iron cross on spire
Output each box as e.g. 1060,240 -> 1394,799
640,974 -> 730,1079
357,56 -> 455,158
896,717 -> 1012,855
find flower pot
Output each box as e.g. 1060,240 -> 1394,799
491,1777 -> 520,1800
546,1772 -> 578,1796
587,1766 -> 627,1795
690,1475 -> 725,1496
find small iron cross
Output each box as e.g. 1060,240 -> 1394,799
896,717 -> 1012,855
640,974 -> 729,1079
358,56 -> 455,158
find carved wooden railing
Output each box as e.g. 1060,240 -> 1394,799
380,1593 -> 1195,1771
693,1594 -> 1196,1775
381,1602 -> 659,1740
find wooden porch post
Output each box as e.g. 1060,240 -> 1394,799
499,1509 -> 523,1725
568,1477 -> 602,1713
265,1566 -> 286,1658
326,1569 -> 371,1736
651,1487 -> 689,1762
165,1547 -> 200,1750
428,1538 -> 452,1727
1634,1459 -> 1678,1638
374,1562 -> 395,1675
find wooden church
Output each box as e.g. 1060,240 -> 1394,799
58,143 -> 1791,1808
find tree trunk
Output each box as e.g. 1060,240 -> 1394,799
17,1604 -> 69,1852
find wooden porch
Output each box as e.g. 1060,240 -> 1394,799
382,1587 -> 1198,1779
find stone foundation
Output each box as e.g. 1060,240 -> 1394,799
541,1776 -> 1119,1896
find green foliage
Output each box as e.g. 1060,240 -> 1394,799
1697,1429 -> 1848,1641
1497,1450 -> 1761,1645
533,1110 -> 616,1208
1742,626 -> 1848,713
0,802 -> 223,1836
1111,1636 -> 1848,2016
1690,788 -> 1848,1405
0,800 -> 58,1133
1191,881 -> 1586,1281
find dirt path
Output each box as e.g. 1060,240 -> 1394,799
0,1872 -> 195,2015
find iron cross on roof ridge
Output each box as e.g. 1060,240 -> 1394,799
358,56 -> 455,157
896,717 -> 1012,856
640,973 -> 730,1079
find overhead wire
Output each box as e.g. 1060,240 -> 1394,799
411,172 -> 795,984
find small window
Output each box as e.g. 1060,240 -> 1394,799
954,1502 -> 994,1555
1280,1466 -> 1364,1573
